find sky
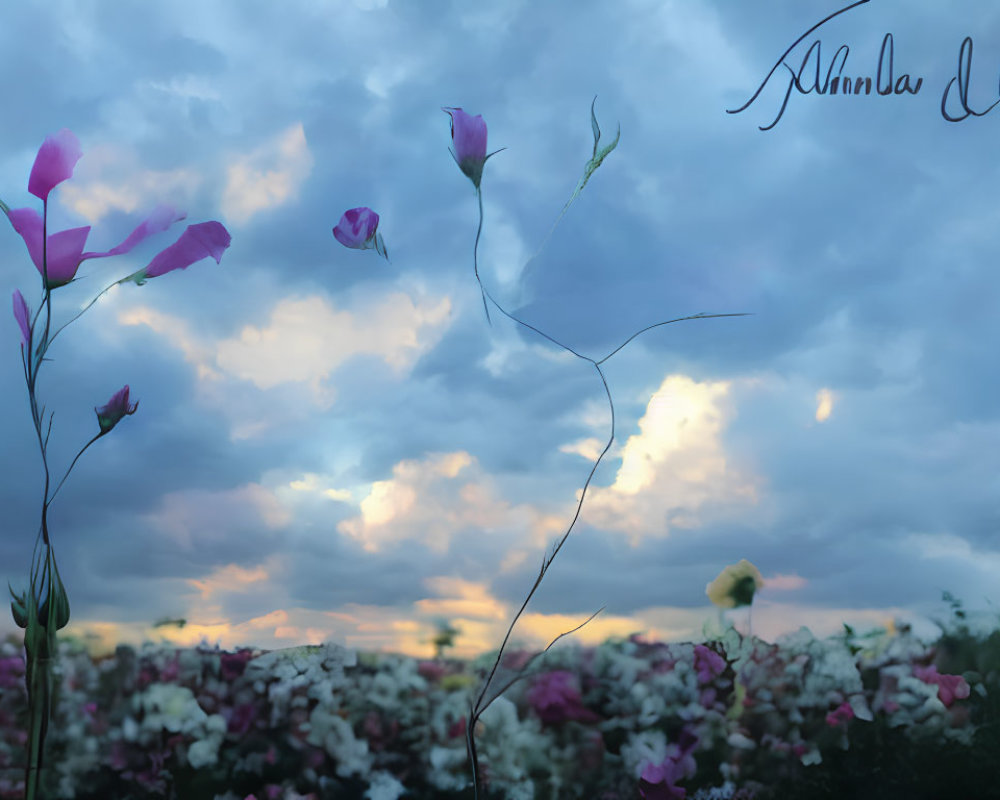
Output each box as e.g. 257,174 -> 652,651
2,0 -> 1000,660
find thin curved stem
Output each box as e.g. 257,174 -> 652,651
47,279 -> 122,346
465,183 -> 746,798
48,432 -> 105,505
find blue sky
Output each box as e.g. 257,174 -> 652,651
2,0 -> 999,659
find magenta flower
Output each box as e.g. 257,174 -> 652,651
526,670 -> 599,725
914,665 -> 971,708
8,203 -> 186,289
442,107 -> 498,189
825,700 -> 855,727
7,131 -> 231,289
333,206 -> 388,260
95,385 -> 138,434
638,728 -> 699,800
126,221 -> 232,284
28,129 -> 82,202
12,290 -> 30,346
692,644 -> 726,684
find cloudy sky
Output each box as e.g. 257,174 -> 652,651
2,0 -> 999,659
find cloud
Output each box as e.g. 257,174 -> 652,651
338,451 -> 563,553
58,142 -> 202,223
143,482 -> 292,551
187,563 -> 270,600
221,123 -> 314,224
582,374 -> 759,545
763,573 -> 808,592
416,576 -> 508,621
214,292 -> 452,406
118,305 -> 221,381
815,388 -> 834,422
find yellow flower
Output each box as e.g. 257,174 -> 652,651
706,559 -> 764,609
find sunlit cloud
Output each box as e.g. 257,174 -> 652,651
338,451 -> 563,554
516,611 -> 650,649
118,305 -> 221,381
815,388 -> 834,422
221,123 -> 314,224
763,573 -> 808,591
187,563 -> 271,600
58,143 -> 202,224
416,576 -> 508,621
286,472 -> 352,501
582,375 -> 759,545
214,292 -> 451,407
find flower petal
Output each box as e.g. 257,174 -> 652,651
82,204 -> 186,260
7,207 -> 91,287
28,130 -> 83,202
44,227 -> 92,286
12,290 -> 30,345
142,221 -> 231,279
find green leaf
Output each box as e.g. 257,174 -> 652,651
563,97 -> 620,212
590,96 -> 601,157
50,563 -> 70,631
9,582 -> 28,629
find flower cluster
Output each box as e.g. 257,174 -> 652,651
0,619 -> 985,799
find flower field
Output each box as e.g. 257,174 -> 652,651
1,611 -> 997,800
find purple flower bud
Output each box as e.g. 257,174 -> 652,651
95,385 -> 139,434
442,107 -> 489,188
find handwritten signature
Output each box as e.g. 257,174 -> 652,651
729,0 -> 1000,129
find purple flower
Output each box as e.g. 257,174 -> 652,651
442,107 -> 491,189
526,670 -> 599,725
95,385 -> 138,434
638,729 -> 699,800
220,649 -> 255,681
692,644 -> 726,684
28,129 -> 82,202
8,203 -> 187,289
7,131 -> 231,289
333,206 -> 387,259
12,290 -> 30,346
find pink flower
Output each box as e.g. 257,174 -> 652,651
95,385 -> 138,434
825,701 -> 855,726
333,207 -> 387,259
12,290 -> 30,346
28,129 -> 82,201
914,665 -> 971,708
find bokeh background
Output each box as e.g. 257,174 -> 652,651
1,0 -> 998,657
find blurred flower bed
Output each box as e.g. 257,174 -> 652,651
0,615 -> 998,800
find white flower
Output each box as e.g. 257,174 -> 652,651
365,770 -> 407,800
